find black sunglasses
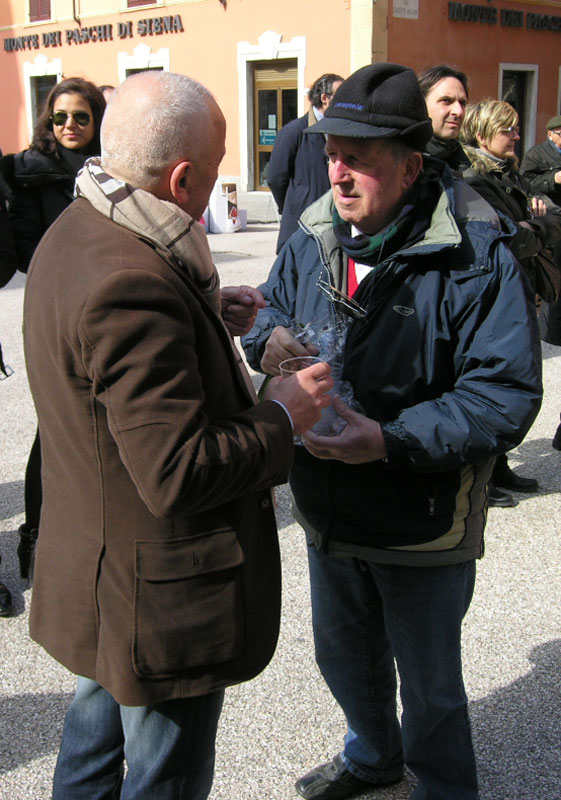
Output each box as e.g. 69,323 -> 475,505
50,110 -> 91,127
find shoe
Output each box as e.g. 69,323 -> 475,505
487,484 -> 517,508
295,753 -> 401,800
17,524 -> 38,581
552,424 -> 561,451
492,464 -> 538,493
0,581 -> 12,617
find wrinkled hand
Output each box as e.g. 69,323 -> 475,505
221,285 -> 266,337
302,397 -> 387,464
261,326 -> 319,376
265,361 -> 334,436
529,196 -> 547,217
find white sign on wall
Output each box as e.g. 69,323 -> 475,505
393,0 -> 419,19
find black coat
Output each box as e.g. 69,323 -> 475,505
520,139 -> 561,205
0,149 -> 18,288
0,147 -> 87,271
462,146 -> 561,269
267,107 -> 331,253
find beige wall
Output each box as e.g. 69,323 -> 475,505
0,0 -> 350,183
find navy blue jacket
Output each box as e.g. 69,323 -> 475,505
243,161 -> 542,565
267,107 -> 330,254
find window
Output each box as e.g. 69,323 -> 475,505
29,0 -> 51,22
30,75 -> 57,128
127,0 -> 156,7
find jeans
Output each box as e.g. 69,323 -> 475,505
307,545 -> 480,800
52,676 -> 225,800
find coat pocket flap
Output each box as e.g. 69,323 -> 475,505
135,528 -> 244,582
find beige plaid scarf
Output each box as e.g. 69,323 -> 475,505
75,158 -> 221,316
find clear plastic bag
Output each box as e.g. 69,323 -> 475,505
287,309 -> 363,436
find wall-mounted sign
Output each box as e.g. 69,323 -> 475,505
448,2 -> 561,32
3,14 -> 183,53
259,130 -> 276,146
393,0 -> 419,20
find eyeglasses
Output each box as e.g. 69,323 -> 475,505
50,110 -> 91,127
316,278 -> 367,320
550,129 -> 561,137
499,126 -> 520,137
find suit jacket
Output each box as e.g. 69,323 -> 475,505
23,197 -> 293,706
267,107 -> 331,253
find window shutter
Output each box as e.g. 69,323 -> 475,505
29,0 -> 51,22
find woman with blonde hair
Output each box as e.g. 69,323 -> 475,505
461,98 -> 561,504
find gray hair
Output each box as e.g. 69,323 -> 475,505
101,72 -> 215,190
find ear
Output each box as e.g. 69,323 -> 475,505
402,151 -> 423,191
169,160 -> 191,205
476,134 -> 487,150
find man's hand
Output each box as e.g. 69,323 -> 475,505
221,286 -> 266,337
554,170 -> 561,185
529,196 -> 548,217
261,326 -> 319,376
302,397 -> 387,464
265,362 -> 334,436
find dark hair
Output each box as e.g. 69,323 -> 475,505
31,77 -> 106,157
308,73 -> 345,109
418,64 -> 469,99
98,84 -> 115,93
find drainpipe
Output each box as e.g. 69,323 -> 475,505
73,0 -> 80,27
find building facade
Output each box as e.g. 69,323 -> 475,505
1,0 -> 561,191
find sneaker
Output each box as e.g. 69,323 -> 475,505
552,424 -> 561,451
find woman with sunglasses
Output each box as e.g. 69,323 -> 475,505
460,99 -> 561,505
1,76 -> 105,271
0,77 -> 105,580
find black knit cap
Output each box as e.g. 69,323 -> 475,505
307,62 -> 433,150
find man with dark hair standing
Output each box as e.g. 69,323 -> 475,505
243,63 -> 542,800
268,72 -> 344,253
418,63 -> 471,173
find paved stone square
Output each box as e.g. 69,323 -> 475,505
1,222 -> 560,799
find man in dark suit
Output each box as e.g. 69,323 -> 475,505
268,72 -> 343,253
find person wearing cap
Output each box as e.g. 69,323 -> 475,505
242,63 -> 542,800
268,73 -> 344,254
521,115 -> 561,450
418,63 -> 471,174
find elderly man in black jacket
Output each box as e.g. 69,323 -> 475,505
268,72 -> 343,254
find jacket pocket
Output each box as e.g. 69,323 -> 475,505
132,527 -> 245,678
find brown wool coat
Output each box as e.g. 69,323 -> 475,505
23,198 -> 293,706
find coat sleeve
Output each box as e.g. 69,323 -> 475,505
520,145 -> 560,197
9,185 -> 46,271
267,120 -> 303,212
79,268 -> 293,518
241,240 -> 302,371
381,241 -> 543,471
465,172 -> 561,261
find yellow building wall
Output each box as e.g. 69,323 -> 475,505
0,0 -> 352,180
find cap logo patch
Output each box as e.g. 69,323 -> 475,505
333,102 -> 364,110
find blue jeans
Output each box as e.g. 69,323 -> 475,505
52,677 -> 225,800
307,546 -> 480,800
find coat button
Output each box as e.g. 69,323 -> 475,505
260,496 -> 271,510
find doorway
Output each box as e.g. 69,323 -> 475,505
500,65 -> 538,157
253,61 -> 298,190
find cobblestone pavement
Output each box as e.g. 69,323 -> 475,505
1,223 -> 560,800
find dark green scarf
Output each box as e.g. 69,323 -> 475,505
332,168 -> 442,268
